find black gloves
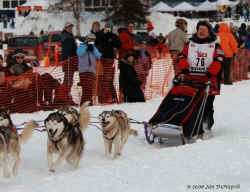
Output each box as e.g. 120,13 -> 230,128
87,44 -> 94,52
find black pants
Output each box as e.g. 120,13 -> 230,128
204,95 -> 215,130
222,57 -> 232,83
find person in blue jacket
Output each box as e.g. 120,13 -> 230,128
77,34 -> 101,105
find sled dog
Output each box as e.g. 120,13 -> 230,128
0,109 -> 38,177
44,102 -> 90,172
99,110 -> 137,158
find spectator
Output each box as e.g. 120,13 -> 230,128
90,21 -> 104,52
243,4 -> 249,21
118,23 -> 139,58
119,51 -> 145,103
98,23 -> 122,104
5,49 -> 35,113
217,23 -> 238,85
135,40 -> 152,92
236,4 -> 242,17
226,6 -> 232,18
231,26 -> 240,45
167,18 -> 188,75
244,34 -> 250,50
238,23 -> 247,37
77,33 -> 101,105
239,32 -> 247,48
61,22 -> 77,104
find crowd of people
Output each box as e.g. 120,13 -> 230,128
60,21 -> 161,106
235,3 -> 250,21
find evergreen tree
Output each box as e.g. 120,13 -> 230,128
106,0 -> 149,26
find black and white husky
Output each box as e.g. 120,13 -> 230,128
44,102 -> 90,172
0,109 -> 38,177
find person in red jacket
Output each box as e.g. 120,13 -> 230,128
178,20 -> 224,132
118,23 -> 139,58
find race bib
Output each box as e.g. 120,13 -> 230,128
187,41 -> 215,74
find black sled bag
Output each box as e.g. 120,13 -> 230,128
149,84 -> 205,137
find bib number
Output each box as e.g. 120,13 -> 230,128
196,58 -> 205,67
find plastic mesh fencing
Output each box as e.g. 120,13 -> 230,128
231,49 -> 249,82
1,46 -> 249,113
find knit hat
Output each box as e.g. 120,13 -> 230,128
124,51 -> 137,59
64,22 -> 74,29
196,20 -> 213,34
13,49 -> 26,57
86,33 -> 96,40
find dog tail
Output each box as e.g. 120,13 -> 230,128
129,129 -> 138,136
20,121 -> 38,143
79,101 -> 90,132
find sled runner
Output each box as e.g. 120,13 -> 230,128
144,76 -> 211,144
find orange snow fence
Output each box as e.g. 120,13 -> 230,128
1,45 -> 249,113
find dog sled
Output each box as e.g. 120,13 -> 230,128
144,75 -> 212,145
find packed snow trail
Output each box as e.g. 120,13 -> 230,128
1,81 -> 249,192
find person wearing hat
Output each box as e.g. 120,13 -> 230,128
76,33 -> 101,105
167,18 -> 188,75
119,51 -> 145,103
135,39 -> 152,92
98,23 -> 122,104
177,20 -> 224,137
7,49 -> 31,76
4,48 -> 36,113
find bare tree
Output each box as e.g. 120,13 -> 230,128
48,0 -> 85,36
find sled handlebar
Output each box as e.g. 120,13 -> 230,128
173,77 -> 211,87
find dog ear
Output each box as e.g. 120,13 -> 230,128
0,108 -> 9,115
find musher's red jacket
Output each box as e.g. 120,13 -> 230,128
178,34 -> 224,95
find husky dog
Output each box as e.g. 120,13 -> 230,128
44,102 -> 90,172
0,109 -> 38,177
98,110 -> 137,158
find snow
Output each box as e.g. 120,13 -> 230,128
1,80 -> 250,191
